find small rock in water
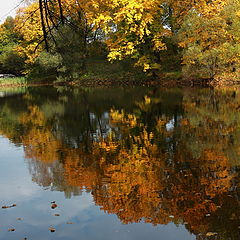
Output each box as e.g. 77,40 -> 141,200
0,74 -> 16,79
169,215 -> 174,218
54,214 -> 60,216
206,214 -> 211,217
16,218 -> 22,221
66,222 -> 74,224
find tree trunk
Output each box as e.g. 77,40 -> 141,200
39,0 -> 49,51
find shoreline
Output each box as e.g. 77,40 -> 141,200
0,77 -> 239,89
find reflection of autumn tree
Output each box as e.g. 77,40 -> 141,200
163,148 -> 233,233
97,112 -> 234,228
181,88 -> 240,165
93,131 -> 168,224
20,106 -> 62,163
28,157 -> 83,197
63,107 -> 236,234
165,88 -> 240,237
63,148 -> 105,190
0,88 -> 240,239
19,105 -> 84,197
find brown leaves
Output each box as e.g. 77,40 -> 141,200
51,201 -> 58,209
2,204 -> 17,209
51,204 -> 58,209
8,228 -> 15,232
49,227 -> 56,232
206,232 -> 218,237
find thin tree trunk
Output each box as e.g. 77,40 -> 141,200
57,0 -> 64,24
39,0 -> 49,51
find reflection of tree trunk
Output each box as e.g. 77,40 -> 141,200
83,94 -> 93,153
172,106 -> 178,154
97,117 -> 103,137
209,90 -> 219,112
174,106 -> 178,129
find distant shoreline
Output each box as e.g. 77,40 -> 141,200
0,76 -> 239,89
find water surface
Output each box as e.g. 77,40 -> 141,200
0,86 -> 240,240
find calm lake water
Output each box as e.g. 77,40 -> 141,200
0,86 -> 239,240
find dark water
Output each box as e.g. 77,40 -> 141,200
0,86 -> 240,240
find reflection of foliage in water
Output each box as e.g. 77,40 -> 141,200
0,87 -> 240,239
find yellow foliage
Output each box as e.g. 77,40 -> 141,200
14,2 -> 43,65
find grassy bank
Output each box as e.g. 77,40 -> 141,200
0,59 -> 231,89
0,77 -> 27,87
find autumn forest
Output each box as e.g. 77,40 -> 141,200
1,1 -> 240,240
1,0 -> 240,84
0,87 -> 240,239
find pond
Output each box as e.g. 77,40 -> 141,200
0,86 -> 239,240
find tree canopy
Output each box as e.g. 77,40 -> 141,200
0,0 -> 239,83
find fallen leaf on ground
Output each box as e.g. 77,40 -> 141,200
206,232 -> 217,237
49,227 -> 56,232
51,203 -> 58,209
2,204 -> 17,209
8,228 -> 15,232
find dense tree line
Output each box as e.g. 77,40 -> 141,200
0,0 -> 240,83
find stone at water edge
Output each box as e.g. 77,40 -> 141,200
0,74 -> 16,78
